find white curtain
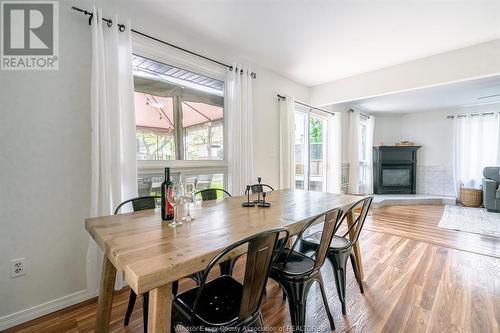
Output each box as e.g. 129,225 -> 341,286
348,110 -> 360,194
326,112 -> 342,193
365,115 -> 375,194
226,65 -> 254,195
279,95 -> 295,189
86,8 -> 137,294
453,114 -> 500,195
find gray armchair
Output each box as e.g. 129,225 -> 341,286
483,167 -> 500,212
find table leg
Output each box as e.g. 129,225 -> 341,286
347,211 -> 364,280
148,283 -> 173,333
95,256 -> 117,333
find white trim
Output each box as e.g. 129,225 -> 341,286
132,34 -> 226,82
137,160 -> 227,174
0,289 -> 97,330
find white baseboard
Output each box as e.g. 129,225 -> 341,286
372,194 -> 457,208
0,289 -> 98,331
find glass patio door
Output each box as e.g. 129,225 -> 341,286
294,108 -> 327,191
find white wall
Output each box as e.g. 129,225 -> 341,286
0,0 -> 309,326
373,116 -> 402,146
310,39 -> 500,106
0,0 -> 91,322
400,110 -> 454,168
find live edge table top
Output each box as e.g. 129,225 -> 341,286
85,189 -> 362,295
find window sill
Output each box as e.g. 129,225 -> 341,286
137,160 -> 227,175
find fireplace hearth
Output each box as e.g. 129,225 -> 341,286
373,146 -> 421,194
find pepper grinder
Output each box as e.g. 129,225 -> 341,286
242,185 -> 256,207
257,192 -> 271,208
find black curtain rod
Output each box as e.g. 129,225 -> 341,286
446,112 -> 499,119
71,6 -> 256,79
348,108 -> 370,119
277,94 -> 334,115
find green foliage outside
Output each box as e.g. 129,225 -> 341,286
310,117 -> 323,143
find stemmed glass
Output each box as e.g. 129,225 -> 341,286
167,184 -> 184,228
182,178 -> 197,222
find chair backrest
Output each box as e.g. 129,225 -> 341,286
281,208 -> 342,276
191,228 -> 288,324
195,188 -> 232,201
338,196 -> 373,245
114,196 -> 160,215
249,184 -> 274,194
483,167 -> 500,183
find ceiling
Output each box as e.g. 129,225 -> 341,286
111,0 -> 500,86
348,75 -> 500,113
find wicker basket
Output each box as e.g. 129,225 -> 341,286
459,185 -> 483,207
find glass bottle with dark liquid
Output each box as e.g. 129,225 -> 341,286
161,167 -> 174,220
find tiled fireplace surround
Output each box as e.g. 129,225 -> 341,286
341,163 -> 456,197
416,165 -> 455,197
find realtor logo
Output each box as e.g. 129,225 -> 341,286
1,1 -> 58,70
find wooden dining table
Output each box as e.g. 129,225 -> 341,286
85,189 -> 365,333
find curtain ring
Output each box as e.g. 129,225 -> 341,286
106,20 -> 112,27
118,24 -> 125,32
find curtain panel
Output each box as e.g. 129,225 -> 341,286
453,114 -> 500,194
327,112 -> 342,193
86,8 -> 137,294
365,115 -> 375,194
226,65 -> 254,195
279,95 -> 295,189
348,110 -> 360,194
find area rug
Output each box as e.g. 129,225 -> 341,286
438,205 -> 500,237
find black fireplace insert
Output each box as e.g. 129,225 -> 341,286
373,146 -> 421,194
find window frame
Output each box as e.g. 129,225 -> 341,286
132,36 -> 228,183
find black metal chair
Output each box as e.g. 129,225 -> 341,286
219,185 -> 275,276
114,195 -> 160,215
194,188 -> 235,276
171,228 -> 288,332
117,196 -> 200,333
269,208 -> 343,332
195,188 -> 232,201
299,196 -> 373,315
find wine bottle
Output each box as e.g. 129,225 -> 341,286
161,167 -> 174,220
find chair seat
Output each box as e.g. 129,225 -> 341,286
303,232 -> 352,250
175,275 -> 242,324
272,249 -> 315,276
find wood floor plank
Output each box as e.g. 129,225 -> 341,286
3,205 -> 500,333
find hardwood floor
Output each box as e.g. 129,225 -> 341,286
4,205 -> 500,333
365,205 -> 500,259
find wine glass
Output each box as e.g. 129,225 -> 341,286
167,184 -> 184,228
182,178 -> 197,222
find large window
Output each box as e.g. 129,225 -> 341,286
133,54 -> 224,161
294,107 -> 328,192
132,52 -> 226,193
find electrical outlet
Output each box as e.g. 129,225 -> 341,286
10,258 -> 27,278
